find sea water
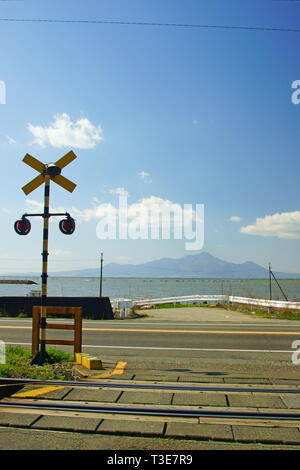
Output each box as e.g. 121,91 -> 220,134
0,276 -> 299,301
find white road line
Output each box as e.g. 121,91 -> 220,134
6,341 -> 292,354
82,345 -> 292,353
1,318 -> 300,329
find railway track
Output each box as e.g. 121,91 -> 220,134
1,376 -> 300,394
1,377 -> 300,423
1,398 -> 300,421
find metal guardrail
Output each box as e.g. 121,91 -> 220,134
111,295 -> 300,310
132,295 -> 226,306
228,295 -> 300,310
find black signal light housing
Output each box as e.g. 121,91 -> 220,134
14,217 -> 31,235
59,216 -> 75,235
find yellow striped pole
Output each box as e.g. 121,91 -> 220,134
32,172 -> 51,364
40,174 -> 50,356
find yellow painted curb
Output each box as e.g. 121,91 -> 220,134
90,361 -> 127,379
75,352 -> 83,364
75,352 -> 103,370
81,355 -> 103,370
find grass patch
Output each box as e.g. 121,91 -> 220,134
223,304 -> 300,321
154,302 -> 193,309
0,345 -> 75,380
153,302 -> 219,309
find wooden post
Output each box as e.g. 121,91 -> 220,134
32,306 -> 40,357
74,308 -> 82,354
32,306 -> 82,358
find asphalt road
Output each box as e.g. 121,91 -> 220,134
1,306 -> 300,377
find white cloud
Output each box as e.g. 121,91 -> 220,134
71,203 -> 116,222
73,194 -> 202,229
25,195 -> 203,246
229,216 -> 242,222
109,187 -> 129,196
23,194 -> 203,250
25,199 -> 43,212
7,135 -> 16,145
24,198 -> 102,224
25,198 -> 66,213
28,113 -> 104,149
240,211 -> 300,239
0,134 -> 16,145
138,171 -> 152,183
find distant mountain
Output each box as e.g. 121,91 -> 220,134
41,252 -> 300,279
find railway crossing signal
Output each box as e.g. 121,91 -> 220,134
14,217 -> 31,235
22,151 -> 77,196
15,150 -> 77,365
59,216 -> 76,235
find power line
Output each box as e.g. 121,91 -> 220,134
0,17 -> 299,33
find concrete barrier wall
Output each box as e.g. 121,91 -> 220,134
0,296 -> 114,319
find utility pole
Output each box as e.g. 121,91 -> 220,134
269,263 -> 272,301
270,264 -> 288,301
100,252 -> 103,297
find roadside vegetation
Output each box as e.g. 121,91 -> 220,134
133,301 -> 300,320
0,309 -> 29,318
223,304 -> 300,321
154,302 -> 201,309
0,345 -> 75,380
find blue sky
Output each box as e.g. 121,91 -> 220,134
1,0 -> 300,274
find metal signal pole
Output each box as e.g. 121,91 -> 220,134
32,169 -> 57,365
100,252 -> 103,297
16,152 -> 78,366
40,173 -> 50,362
269,263 -> 272,301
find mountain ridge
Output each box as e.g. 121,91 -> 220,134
6,252 -> 299,279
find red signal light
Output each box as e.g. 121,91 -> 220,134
59,217 -> 75,235
14,218 -> 31,235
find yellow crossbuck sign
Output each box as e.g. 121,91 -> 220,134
22,150 -> 77,195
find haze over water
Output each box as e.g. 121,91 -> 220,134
0,277 -> 299,301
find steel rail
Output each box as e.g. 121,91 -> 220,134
1,376 -> 300,394
1,400 -> 300,421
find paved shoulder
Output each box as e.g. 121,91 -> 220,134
139,306 -> 285,323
